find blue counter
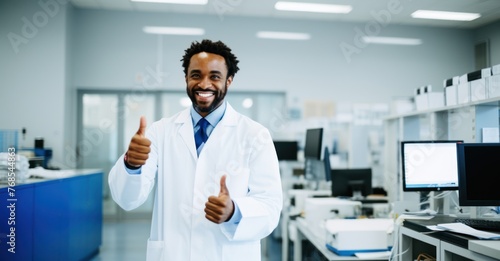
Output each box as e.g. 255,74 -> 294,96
0,169 -> 103,261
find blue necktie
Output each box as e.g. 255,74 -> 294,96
195,118 -> 209,149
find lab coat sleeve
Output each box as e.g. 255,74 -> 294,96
108,123 -> 159,211
221,128 -> 283,241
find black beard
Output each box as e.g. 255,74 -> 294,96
187,84 -> 227,115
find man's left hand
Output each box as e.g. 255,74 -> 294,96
205,175 -> 234,224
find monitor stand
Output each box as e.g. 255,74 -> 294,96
430,191 -> 458,215
351,190 -> 363,201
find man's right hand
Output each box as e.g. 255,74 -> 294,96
125,116 -> 151,167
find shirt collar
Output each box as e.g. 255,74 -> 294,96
190,101 -> 226,127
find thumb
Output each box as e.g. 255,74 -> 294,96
219,175 -> 229,196
137,116 -> 147,136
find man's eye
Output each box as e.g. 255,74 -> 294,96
211,75 -> 221,80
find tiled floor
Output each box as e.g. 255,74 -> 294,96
90,219 -> 282,261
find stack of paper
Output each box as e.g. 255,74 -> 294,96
428,223 -> 500,240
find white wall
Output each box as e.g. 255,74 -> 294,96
2,2 -> 500,168
72,9 -> 476,105
0,0 -> 72,168
475,19 -> 500,66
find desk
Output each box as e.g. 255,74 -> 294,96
281,189 -> 331,261
293,218 -> 389,261
399,216 -> 500,261
0,169 -> 103,261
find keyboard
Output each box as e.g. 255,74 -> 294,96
455,218 -> 500,232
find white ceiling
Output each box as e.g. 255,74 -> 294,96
70,0 -> 500,29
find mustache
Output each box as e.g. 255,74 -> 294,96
192,87 -> 217,93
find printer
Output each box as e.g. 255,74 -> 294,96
325,218 -> 394,256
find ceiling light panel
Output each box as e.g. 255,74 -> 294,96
131,0 -> 208,4
256,31 -> 311,40
143,26 -> 205,35
362,36 -> 422,45
411,10 -> 480,21
275,1 -> 352,14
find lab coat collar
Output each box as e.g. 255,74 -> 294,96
174,102 -> 238,160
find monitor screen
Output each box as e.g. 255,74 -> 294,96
457,143 -> 500,206
330,168 -> 372,198
304,128 -> 323,160
323,147 -> 331,182
401,140 -> 462,192
273,141 -> 298,161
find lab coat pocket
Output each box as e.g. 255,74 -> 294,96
146,239 -> 164,261
222,241 -> 260,261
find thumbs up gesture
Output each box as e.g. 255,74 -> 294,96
125,116 -> 151,167
205,175 -> 235,224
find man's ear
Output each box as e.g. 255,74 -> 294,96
226,76 -> 233,88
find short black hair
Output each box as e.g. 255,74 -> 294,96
181,39 -> 240,78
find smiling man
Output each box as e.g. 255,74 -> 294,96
108,39 -> 283,261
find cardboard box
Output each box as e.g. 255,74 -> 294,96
325,218 -> 394,256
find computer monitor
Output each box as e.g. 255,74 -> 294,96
304,128 -> 323,160
273,141 -> 298,161
457,143 -> 500,206
323,147 -> 331,182
401,140 -> 462,192
330,168 -> 372,198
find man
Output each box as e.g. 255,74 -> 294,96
108,39 -> 283,261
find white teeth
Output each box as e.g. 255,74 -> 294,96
198,92 -> 214,98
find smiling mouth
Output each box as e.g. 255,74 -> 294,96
196,91 -> 215,98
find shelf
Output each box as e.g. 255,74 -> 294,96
399,225 -> 500,261
385,96 -> 500,120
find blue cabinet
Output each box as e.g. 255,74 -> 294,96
0,171 -> 103,261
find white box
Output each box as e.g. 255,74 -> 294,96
325,218 -> 394,256
488,74 -> 500,98
445,85 -> 458,106
414,94 -> 428,111
304,198 -> 362,237
457,82 -> 470,104
428,92 -> 444,109
470,79 -> 487,102
459,73 -> 468,84
288,189 -> 331,214
492,64 -> 500,75
443,76 -> 459,88
482,128 -> 500,143
482,68 -> 492,78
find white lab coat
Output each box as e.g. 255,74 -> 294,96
109,103 -> 283,261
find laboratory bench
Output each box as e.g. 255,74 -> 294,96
0,169 -> 103,261
399,215 -> 500,261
